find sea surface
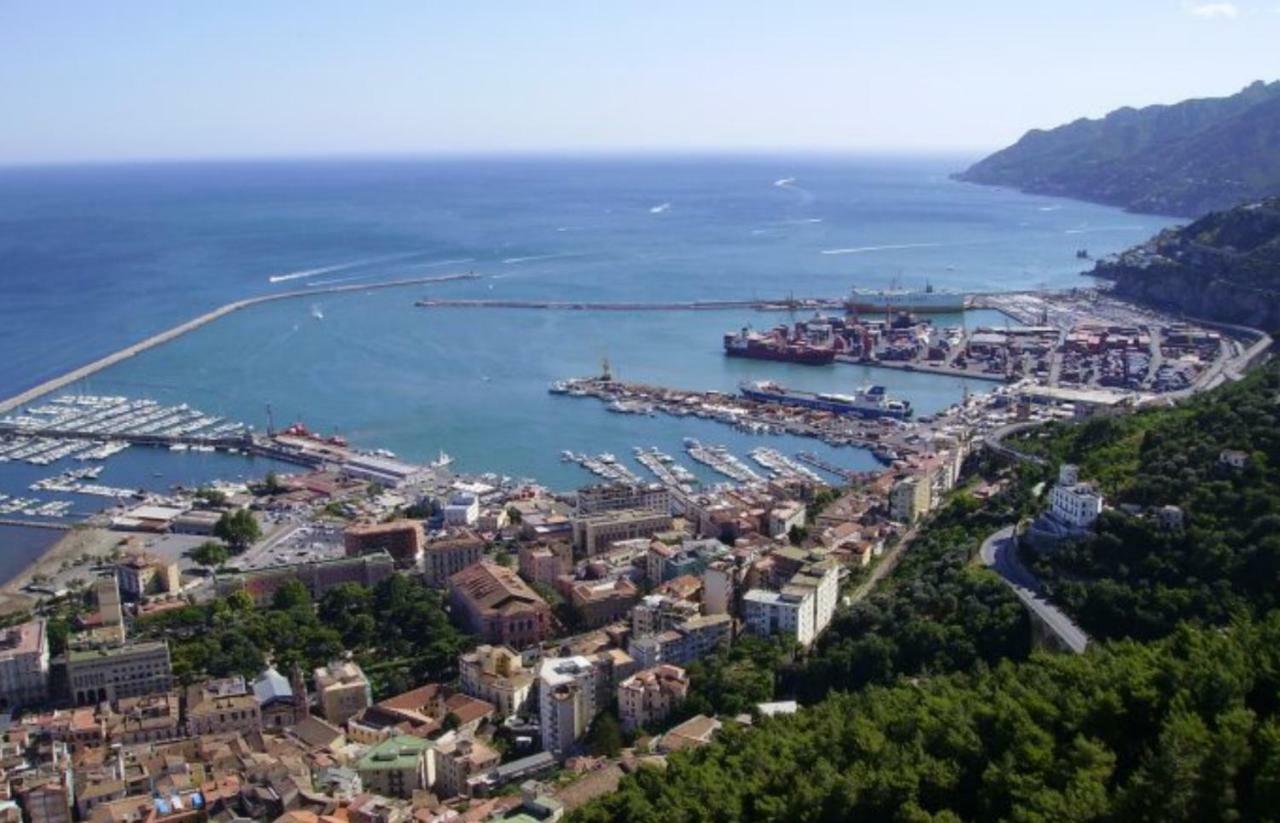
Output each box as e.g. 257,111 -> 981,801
0,155 -> 1174,571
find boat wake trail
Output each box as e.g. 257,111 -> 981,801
1064,225 -> 1143,235
305,257 -> 475,287
502,253 -> 580,265
267,251 -> 428,283
820,242 -> 942,255
772,176 -> 816,206
649,202 -> 672,214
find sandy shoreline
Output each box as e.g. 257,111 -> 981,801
0,527 -> 123,616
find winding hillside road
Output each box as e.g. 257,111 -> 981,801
980,525 -> 1090,654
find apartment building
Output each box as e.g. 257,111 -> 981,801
618,665 -> 689,733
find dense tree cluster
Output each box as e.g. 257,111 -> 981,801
136,575 -> 472,697
574,615 -> 1280,822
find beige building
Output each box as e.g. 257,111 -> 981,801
618,665 -> 689,733
518,541 -> 572,587
890,474 -> 932,524
573,509 -> 674,556
458,645 -> 536,719
701,561 -> 735,615
422,532 -> 485,586
435,737 -> 500,799
575,483 -> 670,516
570,577 -> 640,628
185,675 -> 262,737
65,641 -> 173,705
114,552 -> 181,600
314,659 -> 372,726
86,577 -> 126,646
0,618 -> 50,708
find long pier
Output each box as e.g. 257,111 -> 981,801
0,273 -> 479,416
414,297 -> 847,311
0,518 -> 72,531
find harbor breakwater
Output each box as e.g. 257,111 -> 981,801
0,273 -> 480,416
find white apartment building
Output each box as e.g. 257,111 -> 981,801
742,559 -> 839,648
743,588 -> 816,647
538,656 -> 598,757
1048,464 -> 1104,529
443,494 -> 480,527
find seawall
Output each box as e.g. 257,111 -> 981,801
0,273 -> 479,415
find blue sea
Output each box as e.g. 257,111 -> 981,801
0,155 -> 1174,568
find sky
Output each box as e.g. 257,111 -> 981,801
0,0 -> 1277,164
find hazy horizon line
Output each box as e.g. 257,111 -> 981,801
0,145 -> 995,173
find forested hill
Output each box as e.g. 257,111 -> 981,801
1011,354 -> 1280,642
955,80 -> 1280,217
573,362 -> 1280,822
1089,196 -> 1280,330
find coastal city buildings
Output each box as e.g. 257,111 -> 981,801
573,508 -> 674,557
518,541 -> 572,587
890,475 -> 931,524
217,551 -> 395,607
443,493 -> 480,527
569,577 -> 640,628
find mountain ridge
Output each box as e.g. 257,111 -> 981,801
956,80 -> 1280,217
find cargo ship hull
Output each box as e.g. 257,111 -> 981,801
740,381 -> 911,419
724,346 -> 835,365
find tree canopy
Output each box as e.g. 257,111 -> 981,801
213,508 -> 261,552
136,574 -> 472,697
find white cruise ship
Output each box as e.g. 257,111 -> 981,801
846,283 -> 967,313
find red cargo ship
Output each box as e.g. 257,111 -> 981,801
723,326 -> 836,365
